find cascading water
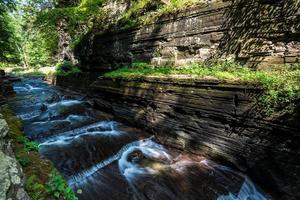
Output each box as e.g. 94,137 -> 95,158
9,77 -> 271,200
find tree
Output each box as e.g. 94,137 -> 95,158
14,0 -> 57,68
0,0 -> 18,64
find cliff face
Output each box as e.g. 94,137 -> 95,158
75,0 -> 300,71
88,76 -> 300,200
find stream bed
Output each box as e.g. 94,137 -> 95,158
9,77 -> 271,200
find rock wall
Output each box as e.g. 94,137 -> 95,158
75,0 -> 300,71
0,114 -> 30,200
88,76 -> 300,200
0,70 -> 15,104
0,71 -> 28,200
46,72 -> 101,92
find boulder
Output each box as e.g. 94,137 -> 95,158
0,150 -> 30,200
0,114 -> 9,138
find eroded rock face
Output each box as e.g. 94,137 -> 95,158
0,111 -> 30,199
75,0 -> 300,71
89,76 -> 300,200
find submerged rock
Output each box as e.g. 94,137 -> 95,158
40,103 -> 48,112
127,150 -> 145,163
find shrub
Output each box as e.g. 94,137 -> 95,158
16,135 -> 39,152
16,155 -> 30,167
55,61 -> 81,76
46,170 -> 78,200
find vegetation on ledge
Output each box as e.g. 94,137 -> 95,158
104,61 -> 300,115
55,61 -> 81,76
0,105 -> 78,200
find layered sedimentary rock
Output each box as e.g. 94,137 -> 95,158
0,70 -> 15,104
88,76 -> 300,200
75,0 -> 300,71
46,72 -> 101,92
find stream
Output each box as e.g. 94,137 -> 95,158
9,77 -> 271,200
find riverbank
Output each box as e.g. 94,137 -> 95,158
0,106 -> 30,200
0,71 -> 78,200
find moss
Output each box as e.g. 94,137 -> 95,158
0,105 -> 77,200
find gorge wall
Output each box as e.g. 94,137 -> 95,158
83,76 -> 300,200
62,0 -> 300,199
75,0 -> 300,71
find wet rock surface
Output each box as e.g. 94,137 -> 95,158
9,77 -> 271,200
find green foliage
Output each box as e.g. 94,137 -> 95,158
104,61 -> 300,114
16,135 -> 39,152
0,0 -> 20,64
21,28 -> 56,67
46,170 -> 78,200
119,0 -> 201,29
0,0 -> 57,68
24,140 -> 40,151
36,0 -> 105,51
26,175 -> 46,200
26,166 -> 78,200
16,155 -> 30,167
15,0 -> 57,67
55,60 -> 81,76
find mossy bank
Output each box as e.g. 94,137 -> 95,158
0,105 -> 78,200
